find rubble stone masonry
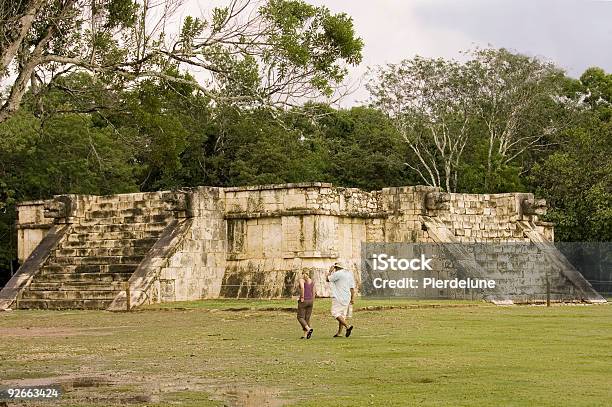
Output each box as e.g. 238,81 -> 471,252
1,183 -> 603,310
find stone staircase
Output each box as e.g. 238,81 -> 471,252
17,196 -> 175,309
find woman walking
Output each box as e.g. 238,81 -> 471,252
297,271 -> 316,339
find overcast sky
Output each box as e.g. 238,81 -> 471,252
182,0 -> 612,106
310,0 -> 612,105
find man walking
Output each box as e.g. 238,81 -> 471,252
326,262 -> 355,338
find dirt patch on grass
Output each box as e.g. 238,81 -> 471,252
0,325 -> 136,337
2,374 -> 113,388
209,384 -> 287,407
2,374 -> 159,405
3,372 -> 289,406
148,377 -> 289,406
358,303 -> 481,311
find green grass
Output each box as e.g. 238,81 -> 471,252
143,297 -> 483,310
1,300 -> 611,406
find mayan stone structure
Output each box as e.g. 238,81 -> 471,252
0,183 -> 605,310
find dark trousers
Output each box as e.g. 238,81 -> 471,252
297,300 -> 314,330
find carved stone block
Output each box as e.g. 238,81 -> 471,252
521,198 -> 547,217
425,192 -> 451,211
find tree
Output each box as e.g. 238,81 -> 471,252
368,49 -> 573,193
530,68 -> 612,242
532,113 -> 612,241
579,67 -> 612,108
0,107 -> 138,282
465,48 -> 569,190
296,104 -> 412,191
172,105 -> 328,188
367,56 -> 475,192
0,0 -> 363,123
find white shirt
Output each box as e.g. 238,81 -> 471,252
328,269 -> 355,305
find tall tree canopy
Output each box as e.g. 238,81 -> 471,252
531,68 -> 612,241
367,49 -> 568,192
0,0 -> 363,123
367,56 -> 475,192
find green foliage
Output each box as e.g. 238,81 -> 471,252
0,109 -> 137,281
103,0 -> 140,29
580,67 -> 612,106
297,105 -> 413,190
173,106 -> 327,187
180,16 -> 206,50
258,0 -> 363,95
532,113 -> 612,241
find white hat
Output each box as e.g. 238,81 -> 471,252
332,261 -> 346,269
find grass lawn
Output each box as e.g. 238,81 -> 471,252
0,299 -> 610,406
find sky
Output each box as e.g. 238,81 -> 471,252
179,0 -> 612,106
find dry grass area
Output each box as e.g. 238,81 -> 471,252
1,299 -> 611,406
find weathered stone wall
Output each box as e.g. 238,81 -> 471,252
10,182 -> 603,308
156,187 -> 226,302
432,192 -> 553,242
221,183 -> 371,298
16,201 -> 53,262
377,186 -> 438,243
417,190 -> 566,301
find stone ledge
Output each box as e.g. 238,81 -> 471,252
282,251 -> 339,259
381,186 -> 440,193
223,182 -> 333,192
17,200 -> 49,206
16,223 -> 53,230
226,251 -> 339,260
225,209 -> 388,219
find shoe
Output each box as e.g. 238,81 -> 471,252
345,325 -> 354,338
307,328 -> 313,339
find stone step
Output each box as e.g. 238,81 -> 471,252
71,222 -> 169,234
34,272 -> 133,283
16,299 -> 114,310
57,263 -> 136,273
54,245 -> 152,258
87,200 -> 152,211
85,195 -> 165,205
99,264 -> 139,273
48,255 -> 144,266
40,264 -> 138,275
21,289 -> 119,300
84,207 -> 168,220
29,281 -> 126,291
74,214 -> 173,226
60,237 -> 159,250
65,230 -> 162,243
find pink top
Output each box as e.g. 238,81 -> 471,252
303,281 -> 315,300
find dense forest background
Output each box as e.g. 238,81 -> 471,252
1,0 -> 611,285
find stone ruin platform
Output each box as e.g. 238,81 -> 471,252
0,183 -> 605,310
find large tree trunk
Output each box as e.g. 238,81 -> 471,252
0,0 -> 47,72
0,0 -> 77,124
